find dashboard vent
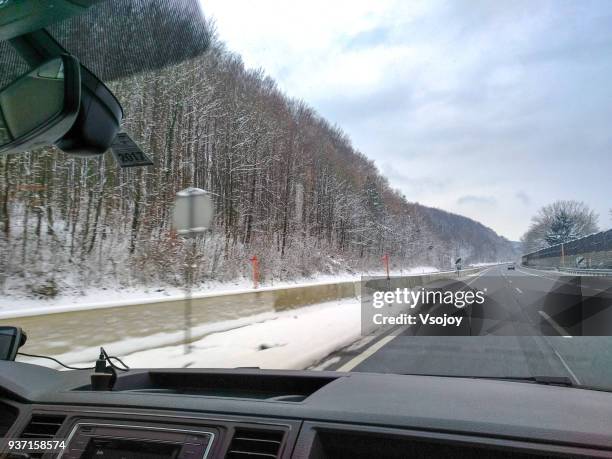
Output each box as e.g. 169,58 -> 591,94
0,402 -> 18,436
21,414 -> 65,439
226,428 -> 284,458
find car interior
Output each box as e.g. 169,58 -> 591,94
1,1 -> 611,458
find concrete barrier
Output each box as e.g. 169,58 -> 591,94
0,267 -> 485,357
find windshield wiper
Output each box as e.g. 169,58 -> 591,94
401,373 -> 575,387
527,375 -> 574,387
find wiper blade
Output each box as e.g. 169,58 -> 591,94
401,373 -> 574,387
529,375 -> 574,387
399,373 -> 612,393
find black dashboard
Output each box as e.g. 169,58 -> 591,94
1,362 -> 612,458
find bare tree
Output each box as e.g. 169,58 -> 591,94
0,24 -> 516,297
522,200 -> 599,252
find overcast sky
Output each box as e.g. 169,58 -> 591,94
200,0 -> 612,240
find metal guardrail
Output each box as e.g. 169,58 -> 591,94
520,265 -> 612,276
556,267 -> 612,276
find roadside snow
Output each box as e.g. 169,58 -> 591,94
18,298 -> 362,371
0,267 -> 439,319
123,297 -> 361,369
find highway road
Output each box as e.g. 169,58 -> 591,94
320,265 -> 612,390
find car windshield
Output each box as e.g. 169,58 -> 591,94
1,0 -> 611,392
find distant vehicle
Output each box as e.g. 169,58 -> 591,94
507,263 -> 516,270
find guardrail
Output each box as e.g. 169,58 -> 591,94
556,267 -> 612,277
520,264 -> 612,277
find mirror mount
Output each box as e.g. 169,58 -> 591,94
56,64 -> 124,157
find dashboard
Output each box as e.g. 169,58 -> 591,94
1,362 -> 612,458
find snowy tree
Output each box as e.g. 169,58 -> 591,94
522,201 -> 599,252
0,1 -> 517,297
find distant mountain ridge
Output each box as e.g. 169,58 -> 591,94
418,206 -> 520,264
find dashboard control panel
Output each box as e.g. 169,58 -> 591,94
58,423 -> 215,459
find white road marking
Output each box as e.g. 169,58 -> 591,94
336,332 -> 403,372
518,266 -> 601,294
517,266 -> 560,283
337,265 -> 497,372
515,287 -> 523,294
311,356 -> 341,371
550,346 -> 581,385
463,266 -> 494,287
538,310 -> 572,338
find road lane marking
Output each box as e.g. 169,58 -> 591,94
517,266 -> 565,283
337,265 -> 500,372
519,266 -> 601,295
517,267 -> 541,277
517,267 -> 558,281
538,310 -> 572,338
515,287 -> 523,294
463,266 -> 495,288
336,331 -> 404,372
550,346 -> 581,385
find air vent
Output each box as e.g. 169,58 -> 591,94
0,402 -> 18,436
226,428 -> 284,458
21,414 -> 65,439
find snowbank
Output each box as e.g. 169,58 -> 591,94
19,298 -> 362,370
0,267 -> 438,318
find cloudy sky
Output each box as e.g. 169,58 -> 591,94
200,0 -> 612,240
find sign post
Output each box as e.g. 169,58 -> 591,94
382,253 -> 390,280
172,188 -> 214,355
250,255 -> 260,289
561,243 -> 565,267
455,257 -> 462,277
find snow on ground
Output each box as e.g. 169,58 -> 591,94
470,262 -> 510,267
13,265 -> 489,371
123,298 -> 361,370
19,298 -> 362,371
0,267 -> 439,319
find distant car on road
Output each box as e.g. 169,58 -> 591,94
507,263 -> 516,270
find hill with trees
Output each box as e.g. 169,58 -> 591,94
0,0 -> 517,297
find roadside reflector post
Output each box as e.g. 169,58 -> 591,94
561,243 -> 565,267
172,188 -> 214,355
455,257 -> 462,277
251,255 -> 260,289
382,253 -> 390,280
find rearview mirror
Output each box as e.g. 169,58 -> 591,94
0,54 -> 80,155
0,327 -> 27,361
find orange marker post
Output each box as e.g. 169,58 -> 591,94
250,255 -> 260,289
382,253 -> 390,280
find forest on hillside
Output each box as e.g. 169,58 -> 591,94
0,0 -> 516,298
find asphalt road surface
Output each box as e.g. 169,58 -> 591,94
320,265 -> 612,390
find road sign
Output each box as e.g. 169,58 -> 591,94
172,188 -> 214,237
172,187 -> 215,355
